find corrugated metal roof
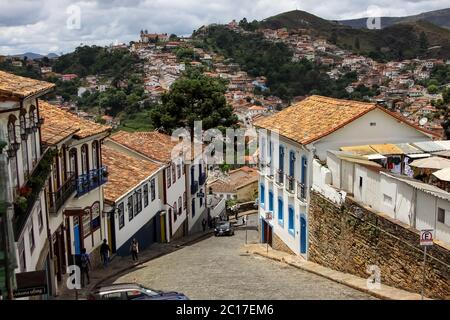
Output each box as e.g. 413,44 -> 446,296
329,150 -> 382,167
382,172 -> 450,201
370,144 -> 404,155
434,140 -> 450,151
395,143 -> 422,154
433,150 -> 450,158
412,141 -> 446,153
341,145 -> 376,155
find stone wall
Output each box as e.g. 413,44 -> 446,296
308,191 -> 450,300
273,232 -> 295,255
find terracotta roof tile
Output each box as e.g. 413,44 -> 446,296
0,70 -> 55,98
39,100 -> 111,144
254,95 -> 376,145
110,131 -> 179,163
255,95 -> 436,145
208,166 -> 259,193
102,145 -> 163,203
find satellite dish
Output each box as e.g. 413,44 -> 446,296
419,118 -> 428,126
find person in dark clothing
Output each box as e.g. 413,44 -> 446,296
80,248 -> 91,287
202,218 -> 207,232
130,238 -> 139,262
100,239 -> 111,268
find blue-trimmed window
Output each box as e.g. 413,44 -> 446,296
288,206 -> 295,236
260,184 -> 265,207
279,145 -> 285,172
278,197 -> 284,226
301,156 -> 307,185
289,151 -> 295,177
268,191 -> 274,211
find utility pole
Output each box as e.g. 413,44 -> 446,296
421,245 -> 427,300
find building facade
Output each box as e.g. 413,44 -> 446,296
255,95 -> 435,258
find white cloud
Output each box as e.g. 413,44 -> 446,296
0,0 -> 449,55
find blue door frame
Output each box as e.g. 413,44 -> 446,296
300,214 -> 307,254
73,223 -> 81,255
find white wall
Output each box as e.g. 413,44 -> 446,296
14,192 -> 48,272
187,157 -> 207,232
353,165 -> 381,212
259,133 -> 309,256
165,156 -> 187,237
114,175 -> 161,250
313,108 -> 432,161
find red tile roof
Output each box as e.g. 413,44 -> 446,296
110,131 -> 179,163
39,100 -> 111,144
254,95 -> 436,145
102,145 -> 162,203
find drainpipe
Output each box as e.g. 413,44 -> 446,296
0,128 -> 17,299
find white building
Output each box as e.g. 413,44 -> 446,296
254,95 -> 436,258
39,100 -> 111,295
324,153 -> 450,245
102,145 -> 165,255
0,71 -> 111,298
105,131 -> 189,241
0,71 -> 55,298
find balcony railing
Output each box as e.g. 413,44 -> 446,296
199,172 -> 207,186
77,166 -> 108,197
48,173 -> 76,214
286,175 -> 295,193
191,181 -> 199,195
297,181 -> 306,201
13,147 -> 56,240
276,169 -> 284,185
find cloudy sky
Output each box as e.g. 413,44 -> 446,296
1,0 -> 449,55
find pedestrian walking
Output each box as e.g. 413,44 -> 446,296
202,218 -> 207,232
80,248 -> 91,288
242,216 -> 246,225
100,239 -> 111,268
130,238 -> 139,262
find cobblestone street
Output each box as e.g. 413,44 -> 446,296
112,214 -> 375,300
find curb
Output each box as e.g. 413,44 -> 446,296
250,250 -> 424,301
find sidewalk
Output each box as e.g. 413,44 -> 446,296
56,229 -> 214,300
243,243 -> 430,300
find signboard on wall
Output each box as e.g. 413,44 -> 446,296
13,270 -> 47,298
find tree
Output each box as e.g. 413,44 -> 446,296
354,37 -> 360,51
427,84 -> 438,94
419,31 -> 428,50
151,68 -> 238,133
328,31 -> 337,45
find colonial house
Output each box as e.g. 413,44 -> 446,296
102,145 -> 165,255
207,166 -> 259,203
38,100 -> 111,295
254,95 -> 436,258
105,131 -> 188,241
0,71 -> 55,299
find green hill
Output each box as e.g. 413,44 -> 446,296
339,8 -> 450,30
259,10 -> 450,60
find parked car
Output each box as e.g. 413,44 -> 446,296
214,221 -> 235,236
89,283 -> 189,300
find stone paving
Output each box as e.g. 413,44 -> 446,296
111,214 -> 375,300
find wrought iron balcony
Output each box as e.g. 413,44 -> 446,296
48,173 -> 76,214
286,175 -> 295,193
297,181 -> 306,201
276,169 -> 284,185
191,181 -> 199,195
76,166 -> 108,197
199,172 -> 207,186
